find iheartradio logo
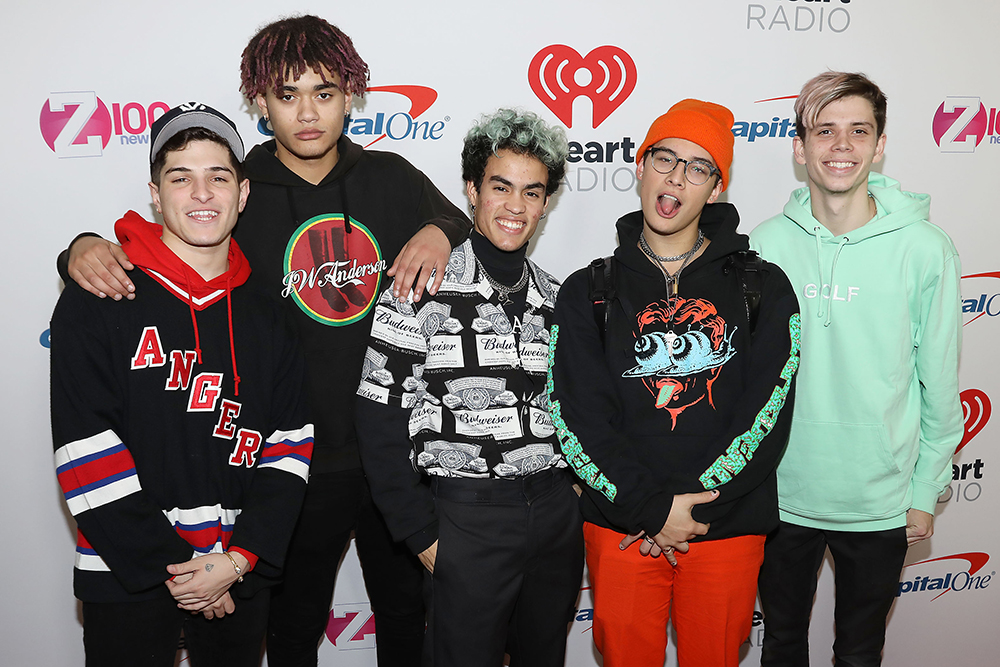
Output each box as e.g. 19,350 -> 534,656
959,388 -> 991,453
528,45 -> 636,129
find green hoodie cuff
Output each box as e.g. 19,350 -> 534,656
910,479 -> 944,515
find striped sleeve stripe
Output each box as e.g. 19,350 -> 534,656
163,505 -> 240,553
258,426 -> 314,482
75,549 -> 111,572
55,430 -> 141,515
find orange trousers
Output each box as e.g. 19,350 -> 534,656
584,522 -> 765,667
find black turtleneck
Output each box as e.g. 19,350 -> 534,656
470,230 -> 528,284
470,230 -> 530,315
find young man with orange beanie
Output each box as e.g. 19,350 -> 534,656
548,99 -> 801,666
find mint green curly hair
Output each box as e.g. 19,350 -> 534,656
461,108 -> 568,197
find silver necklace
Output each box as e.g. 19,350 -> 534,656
638,229 -> 705,297
478,259 -> 529,306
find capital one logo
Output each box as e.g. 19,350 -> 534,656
932,97 -> 991,153
528,45 -> 636,129
261,85 -> 447,149
961,271 -> 1000,326
326,603 -> 376,650
897,552 -> 993,601
959,388 -> 991,453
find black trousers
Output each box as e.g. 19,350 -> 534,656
757,521 -> 908,667
426,469 -> 584,667
82,588 -> 269,667
266,468 -> 426,667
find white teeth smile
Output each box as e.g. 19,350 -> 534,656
187,210 -> 218,222
497,218 -> 526,231
826,161 -> 856,169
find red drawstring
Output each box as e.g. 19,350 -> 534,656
184,272 -> 203,364
227,275 -> 241,397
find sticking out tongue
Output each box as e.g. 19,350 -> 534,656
657,194 -> 681,218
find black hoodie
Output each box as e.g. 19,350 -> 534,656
548,203 -> 800,540
231,135 -> 470,474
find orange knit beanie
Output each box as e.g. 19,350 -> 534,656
636,99 -> 735,191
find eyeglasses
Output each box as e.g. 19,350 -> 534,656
645,148 -> 719,186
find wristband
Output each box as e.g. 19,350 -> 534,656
223,551 -> 244,583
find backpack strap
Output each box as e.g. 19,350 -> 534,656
725,250 -> 764,334
588,256 -> 615,345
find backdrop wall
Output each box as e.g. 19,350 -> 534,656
3,1 -> 996,664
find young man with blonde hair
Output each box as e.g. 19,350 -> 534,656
751,71 -> 963,667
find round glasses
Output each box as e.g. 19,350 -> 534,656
646,148 -> 719,186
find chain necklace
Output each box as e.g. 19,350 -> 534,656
638,229 -> 705,297
477,259 -> 529,306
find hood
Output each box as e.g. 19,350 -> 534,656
613,202 -> 748,278
243,134 -> 363,233
780,172 -> 930,327
115,211 -> 251,307
782,172 -> 929,243
115,210 -> 250,394
243,135 -> 363,187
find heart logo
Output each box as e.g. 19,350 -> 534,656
958,388 -> 991,453
528,45 -> 637,129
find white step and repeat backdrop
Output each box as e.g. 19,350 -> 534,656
3,1 -> 997,665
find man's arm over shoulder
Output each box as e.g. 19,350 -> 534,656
386,154 -> 472,301
57,232 -> 135,300
50,287 -> 191,592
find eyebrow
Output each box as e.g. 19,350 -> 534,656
651,147 -> 715,167
164,165 -> 235,176
278,81 -> 341,94
815,119 -> 875,129
488,174 -> 546,191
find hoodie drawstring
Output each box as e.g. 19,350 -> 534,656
812,226 -> 849,327
226,275 -> 240,397
183,272 -> 203,364
339,179 -> 353,233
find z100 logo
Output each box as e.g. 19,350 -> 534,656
897,552 -> 993,601
326,603 -> 376,650
933,97 -> 1000,153
39,92 -> 170,158
939,388 -> 990,505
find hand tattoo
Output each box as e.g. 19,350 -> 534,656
205,563 -> 214,572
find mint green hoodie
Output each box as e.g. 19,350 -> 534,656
751,173 -> 962,531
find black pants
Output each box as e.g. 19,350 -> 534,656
266,468 -> 425,667
427,469 -> 584,667
757,521 -> 908,667
82,588 -> 269,667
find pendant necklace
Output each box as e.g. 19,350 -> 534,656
478,259 -> 529,306
638,229 -> 705,298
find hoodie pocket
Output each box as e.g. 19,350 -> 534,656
777,419 -> 909,520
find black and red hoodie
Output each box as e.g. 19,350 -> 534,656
548,203 -> 800,540
50,212 -> 313,603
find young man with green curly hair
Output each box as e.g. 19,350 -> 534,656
355,108 -> 584,667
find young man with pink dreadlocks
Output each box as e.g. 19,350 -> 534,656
59,15 -> 471,666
